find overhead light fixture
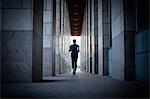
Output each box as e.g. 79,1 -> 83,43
73,12 -> 79,15
74,18 -> 79,21
73,5 -> 79,7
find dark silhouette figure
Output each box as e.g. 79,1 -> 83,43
69,39 -> 79,75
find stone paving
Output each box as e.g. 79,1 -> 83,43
1,71 -> 149,98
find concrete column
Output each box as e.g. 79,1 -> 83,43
60,0 -> 64,74
62,0 -> 67,72
91,0 -> 95,74
52,0 -> 56,76
85,1 -> 89,72
0,0 -> 1,69
111,0 -> 135,80
55,0 -> 61,74
94,0 -> 98,74
124,0 -> 135,80
98,0 -> 103,76
102,0 -> 110,75
33,0 -> 43,82
61,0 -> 71,72
87,0 -> 91,73
85,1 -> 88,72
43,0 -> 53,77
98,0 -> 110,76
80,2 -> 86,71
111,0 -> 124,80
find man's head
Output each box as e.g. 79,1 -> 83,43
73,39 -> 76,44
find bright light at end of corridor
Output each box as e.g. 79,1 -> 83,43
70,36 -> 81,46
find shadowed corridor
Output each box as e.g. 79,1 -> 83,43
1,0 -> 149,98
2,71 -> 149,98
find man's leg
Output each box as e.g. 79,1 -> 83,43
72,57 -> 74,70
74,57 -> 78,71
72,57 -> 76,75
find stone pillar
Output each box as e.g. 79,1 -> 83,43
80,1 -> 86,71
98,0 -> 110,76
55,0 -> 61,74
102,0 -> 110,75
33,0 -> 43,82
111,0 -> 135,80
52,0 -> 56,76
98,0 -> 104,76
0,0 -> 1,70
91,0 -> 95,74
111,0 -> 125,80
61,0 -> 71,72
87,0 -> 91,73
43,0 -> 53,77
124,0 -> 135,80
2,0 -> 33,83
60,0 -> 64,74
85,1 -> 89,72
85,1 -> 88,72
94,0 -> 98,74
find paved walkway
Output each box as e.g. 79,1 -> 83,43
2,71 -> 149,98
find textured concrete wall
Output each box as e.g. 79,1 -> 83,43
1,0 -> 33,83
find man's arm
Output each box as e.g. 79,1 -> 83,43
69,45 -> 72,52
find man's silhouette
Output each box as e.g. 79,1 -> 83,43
69,39 -> 79,75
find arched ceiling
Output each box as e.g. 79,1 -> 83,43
67,0 -> 85,36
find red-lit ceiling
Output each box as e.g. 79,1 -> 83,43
67,0 -> 85,36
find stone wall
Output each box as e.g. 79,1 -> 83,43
1,0 -> 33,83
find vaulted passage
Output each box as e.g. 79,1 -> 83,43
1,0 -> 149,98
68,0 -> 84,36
